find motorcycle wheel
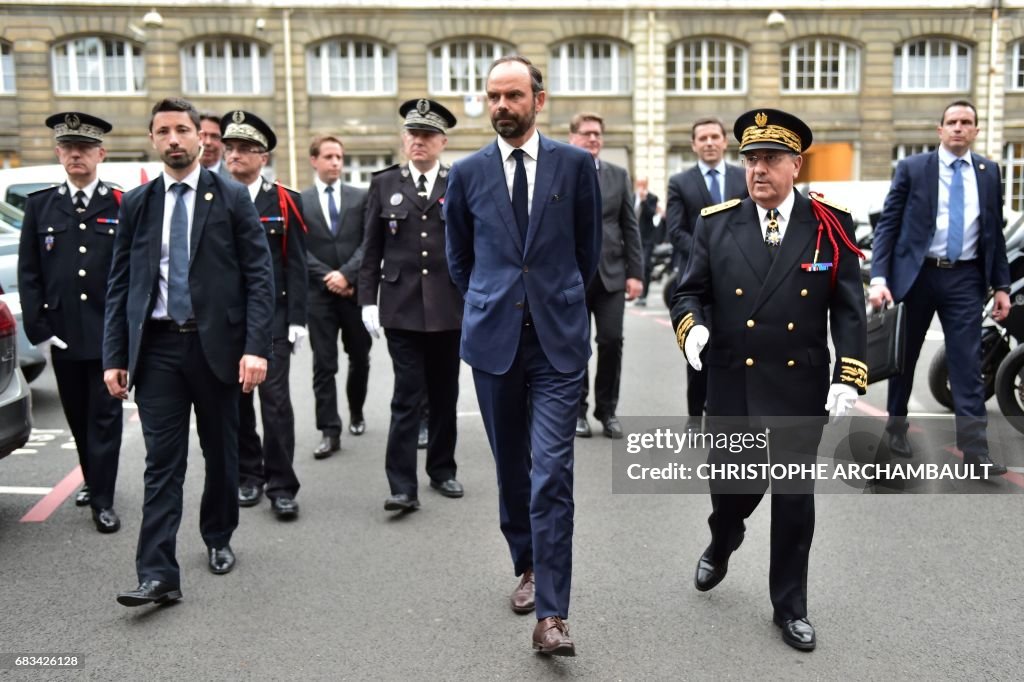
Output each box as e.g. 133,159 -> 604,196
662,270 -> 677,309
927,327 -> 1008,411
995,343 -> 1024,435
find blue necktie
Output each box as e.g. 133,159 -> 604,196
511,149 -> 529,242
947,159 -> 966,262
167,183 -> 193,325
325,185 -> 339,235
707,168 -> 722,204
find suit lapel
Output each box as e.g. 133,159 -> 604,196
752,193 -> 818,312
726,165 -> 746,200
255,181 -> 275,216
399,167 -> 426,209
726,200 -> 771,283
484,142 -> 523,253
79,183 -> 113,222
146,176 -> 165,276
303,189 -> 330,236
525,135 -> 562,254
189,168 -> 214,264
690,166 -> 713,205
926,152 -> 939,227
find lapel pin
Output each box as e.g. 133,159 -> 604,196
390,193 -> 403,206
205,192 -> 213,201
978,163 -> 985,170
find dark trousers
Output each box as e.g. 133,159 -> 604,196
580,280 -> 625,420
133,328 -> 240,585
640,239 -> 656,298
383,329 -> 460,497
308,290 -> 372,436
239,338 -> 299,499
51,354 -> 122,510
687,365 -> 708,417
886,262 -> 988,456
473,325 -> 583,620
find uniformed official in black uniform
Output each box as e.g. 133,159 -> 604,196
221,110 -> 308,520
671,109 -> 867,652
18,112 -> 123,533
358,99 -> 464,512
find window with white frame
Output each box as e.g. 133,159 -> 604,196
891,143 -> 936,174
344,153 -> 394,188
182,39 -> 272,95
1,41 -> 14,93
1006,40 -> 1024,91
52,37 -> 144,94
893,39 -> 971,92
429,40 -> 511,95
550,40 -> 631,94
666,38 -> 746,94
1003,143 -> 1024,213
307,39 -> 395,95
781,38 -> 859,93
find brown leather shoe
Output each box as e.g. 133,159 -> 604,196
532,616 -> 575,656
511,569 -> 535,614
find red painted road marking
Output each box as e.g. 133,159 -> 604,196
20,466 -> 83,523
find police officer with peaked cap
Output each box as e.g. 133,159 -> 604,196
358,98 -> 465,512
18,112 -> 124,533
220,110 -> 308,520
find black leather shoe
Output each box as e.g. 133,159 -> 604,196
92,507 -> 120,533
116,580 -> 182,607
349,418 -> 366,436
313,434 -> 340,460
773,613 -> 817,651
417,421 -> 429,449
430,478 -> 464,498
208,546 -> 235,575
601,416 -> 624,439
271,496 -> 299,519
238,483 -> 263,507
575,417 -> 592,438
694,551 -> 729,591
887,431 -> 912,458
75,486 -> 91,507
964,453 -> 1008,476
384,494 -> 420,512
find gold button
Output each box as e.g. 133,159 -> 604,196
47,226 -> 54,233
800,289 -> 808,297
422,269 -> 428,275
43,303 -> 49,309
80,293 -> 88,301
735,288 -> 743,296
270,229 -> 277,234
421,251 -> 428,257
421,232 -> 428,238
787,360 -> 795,367
79,223 -> 87,230
421,215 -> 428,221
79,246 -> 87,253
745,358 -> 754,367
389,213 -> 395,218
787,322 -> 795,331
78,269 -> 86,277
108,229 -> 114,234
746,319 -> 755,328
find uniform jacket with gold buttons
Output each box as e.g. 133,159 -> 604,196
670,191 -> 867,417
253,179 -> 307,339
358,163 -> 463,332
18,181 -> 121,361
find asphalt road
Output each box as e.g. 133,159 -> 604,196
1,279 -> 1021,680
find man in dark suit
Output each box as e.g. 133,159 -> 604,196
221,111 -> 308,519
446,55 -> 601,657
104,97 -> 274,606
359,99 -> 464,512
302,136 -> 371,459
667,116 -> 749,420
869,100 -> 1011,475
672,109 -> 867,651
567,112 -> 643,440
634,176 -> 662,306
18,111 -> 123,534
199,112 -> 230,178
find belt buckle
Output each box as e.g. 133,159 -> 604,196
935,257 -> 954,269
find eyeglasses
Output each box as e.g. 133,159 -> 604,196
741,153 -> 793,168
224,144 -> 265,155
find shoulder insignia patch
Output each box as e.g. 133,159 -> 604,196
809,192 -> 851,214
700,198 -> 741,217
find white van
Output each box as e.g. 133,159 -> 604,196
0,161 -> 164,210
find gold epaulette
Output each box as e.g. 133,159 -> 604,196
700,198 -> 741,217
810,193 -> 851,214
839,356 -> 868,391
675,312 -> 695,352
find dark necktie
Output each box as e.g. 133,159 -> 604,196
167,183 -> 193,325
947,158 -> 966,262
74,190 -> 86,213
511,149 -> 529,242
416,174 -> 429,200
707,168 -> 722,204
325,185 -> 339,235
765,208 -> 781,258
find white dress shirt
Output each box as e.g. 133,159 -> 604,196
409,161 -> 440,199
496,130 -> 540,217
929,147 -> 980,260
314,176 -> 342,229
697,160 -> 726,200
755,190 -> 796,243
152,165 -> 200,320
66,177 -> 100,207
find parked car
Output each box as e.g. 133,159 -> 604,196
0,161 -> 162,211
0,234 -> 47,382
0,298 -> 32,459
0,199 -> 23,233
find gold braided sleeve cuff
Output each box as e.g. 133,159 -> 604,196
675,313 -> 695,353
839,356 -> 868,392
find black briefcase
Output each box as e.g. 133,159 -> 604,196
865,302 -> 906,384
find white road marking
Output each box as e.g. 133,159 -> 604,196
0,486 -> 53,495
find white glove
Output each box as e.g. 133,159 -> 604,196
825,383 -> 858,419
287,325 -> 308,354
37,335 -> 69,354
361,305 -> 381,339
683,325 -> 709,371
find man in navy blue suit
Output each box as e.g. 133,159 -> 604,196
445,55 -> 601,656
869,100 -> 1011,475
